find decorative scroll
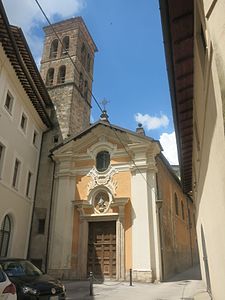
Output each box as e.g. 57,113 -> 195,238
87,166 -> 118,196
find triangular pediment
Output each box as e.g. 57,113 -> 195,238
51,121 -> 161,160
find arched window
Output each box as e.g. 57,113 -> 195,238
87,53 -> 91,72
174,193 -> 179,216
61,36 -> 69,56
0,215 -> 11,257
96,151 -> 110,172
57,65 -> 66,84
81,43 -> 86,66
79,72 -> 84,94
84,80 -> 88,100
49,39 -> 58,58
46,68 -> 54,86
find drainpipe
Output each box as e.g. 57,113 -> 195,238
156,200 -> 164,280
155,173 -> 164,281
187,197 -> 193,266
45,154 -> 56,273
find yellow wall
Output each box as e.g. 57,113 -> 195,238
72,158 -> 133,274
156,157 -> 198,279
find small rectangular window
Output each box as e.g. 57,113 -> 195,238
26,171 -> 32,197
181,201 -> 185,220
20,113 -> 27,132
175,193 -> 179,216
188,208 -> 192,229
38,219 -> 45,234
0,143 -> 5,178
33,131 -> 38,146
53,135 -> 59,144
12,158 -> 21,188
4,91 -> 14,114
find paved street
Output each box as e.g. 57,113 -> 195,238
63,265 -> 211,300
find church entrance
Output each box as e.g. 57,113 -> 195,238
87,221 -> 116,279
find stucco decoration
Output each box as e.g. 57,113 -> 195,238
86,137 -> 117,159
93,191 -> 110,214
87,166 -> 118,196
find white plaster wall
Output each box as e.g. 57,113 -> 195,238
0,46 -> 46,257
131,169 -> 152,271
193,1 -> 225,298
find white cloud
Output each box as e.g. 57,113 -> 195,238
3,0 -> 86,29
135,113 -> 169,130
159,131 -> 179,165
2,0 -> 86,62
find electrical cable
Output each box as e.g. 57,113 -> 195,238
33,0 -> 159,193
34,0 -> 103,112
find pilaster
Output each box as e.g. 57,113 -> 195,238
48,155 -> 76,277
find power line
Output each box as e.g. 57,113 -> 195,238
34,0 -> 103,113
33,0 -> 158,194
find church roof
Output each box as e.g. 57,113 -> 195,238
50,120 -> 162,153
0,1 -> 53,127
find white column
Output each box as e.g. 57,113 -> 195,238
131,167 -> 152,282
48,160 -> 75,274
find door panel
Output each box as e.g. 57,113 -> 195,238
87,221 -> 116,278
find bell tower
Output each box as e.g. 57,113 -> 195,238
40,17 -> 97,139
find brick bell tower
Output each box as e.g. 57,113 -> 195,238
40,17 -> 97,139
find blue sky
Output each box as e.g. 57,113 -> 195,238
2,0 -> 178,164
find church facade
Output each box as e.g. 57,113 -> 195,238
33,118 -> 198,282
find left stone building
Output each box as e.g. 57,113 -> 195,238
0,1 -> 53,258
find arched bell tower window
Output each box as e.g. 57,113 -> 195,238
57,65 -> 66,84
46,68 -> 54,86
81,43 -> 86,67
0,215 -> 11,257
96,151 -> 110,172
49,39 -> 58,58
61,36 -> 69,56
84,80 -> 88,100
79,72 -> 84,94
87,53 -> 91,72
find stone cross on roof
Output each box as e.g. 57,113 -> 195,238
100,98 -> 109,110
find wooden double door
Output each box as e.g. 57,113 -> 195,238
87,221 -> 116,278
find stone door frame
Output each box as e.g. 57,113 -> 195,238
74,198 -> 128,280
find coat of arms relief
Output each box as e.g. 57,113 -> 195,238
87,166 -> 118,214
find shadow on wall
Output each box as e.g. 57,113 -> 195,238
164,264 -> 202,282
